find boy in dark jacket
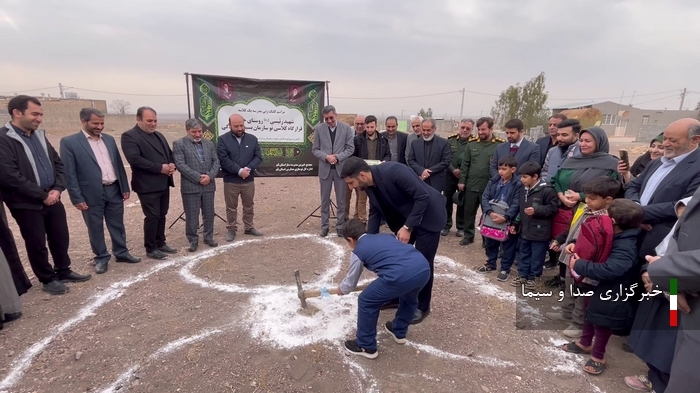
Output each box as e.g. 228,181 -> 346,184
562,199 -> 643,375
477,156 -> 522,282
337,219 -> 430,359
511,161 -> 559,289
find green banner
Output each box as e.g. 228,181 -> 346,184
191,74 -> 325,177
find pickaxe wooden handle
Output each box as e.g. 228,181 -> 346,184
302,283 -> 370,300
295,269 -> 370,308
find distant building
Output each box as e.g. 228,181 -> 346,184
552,101 -> 697,141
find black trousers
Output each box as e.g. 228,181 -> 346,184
138,189 -> 170,252
385,226 -> 441,313
444,176 -> 464,231
0,205 -> 31,294
10,203 -> 72,284
647,362 -> 670,393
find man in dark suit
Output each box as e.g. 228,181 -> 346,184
406,118 -> 451,193
173,119 -> 220,252
626,118 -> 700,258
536,114 -> 567,167
380,116 -> 408,164
60,108 -> 140,274
349,115 -> 390,223
0,95 -> 91,295
647,185 -> 700,393
490,118 -> 541,178
121,106 -> 177,260
218,114 -> 263,242
341,157 -> 447,324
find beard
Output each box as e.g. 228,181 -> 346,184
423,134 -> 435,142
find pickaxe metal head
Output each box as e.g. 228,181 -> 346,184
294,269 -> 307,309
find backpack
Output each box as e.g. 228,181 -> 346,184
570,215 -> 614,285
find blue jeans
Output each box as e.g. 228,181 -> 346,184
356,270 -> 430,350
485,235 -> 518,272
517,239 -> 549,280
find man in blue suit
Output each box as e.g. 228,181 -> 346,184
60,108 -> 140,274
217,114 -> 263,242
489,118 -> 540,178
341,157 -> 446,324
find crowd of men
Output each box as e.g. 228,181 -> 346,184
0,95 -> 264,304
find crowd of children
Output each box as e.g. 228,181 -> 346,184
474,156 -> 648,377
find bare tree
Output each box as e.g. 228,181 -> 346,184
110,99 -> 131,114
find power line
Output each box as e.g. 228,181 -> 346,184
632,94 -> 681,106
65,86 -> 186,97
332,90 -> 462,100
0,86 -> 59,94
547,89 -> 681,101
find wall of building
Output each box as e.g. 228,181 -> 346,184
590,101 -> 696,138
0,97 -> 114,132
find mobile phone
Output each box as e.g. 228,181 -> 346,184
620,149 -> 629,168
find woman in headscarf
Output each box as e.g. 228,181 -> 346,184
619,133 -> 664,184
0,246 -> 23,328
0,202 -> 31,296
544,127 -> 621,337
551,127 -> 622,206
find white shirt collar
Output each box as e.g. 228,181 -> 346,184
661,148 -> 695,165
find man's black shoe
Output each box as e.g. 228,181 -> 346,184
159,244 -> 177,254
440,229 -> 449,236
410,309 -> 430,325
204,239 -> 218,247
59,271 -> 92,283
188,243 -> 198,252
3,312 -> 22,323
147,250 -> 168,260
544,275 -> 564,288
319,228 -> 329,237
95,261 -> 108,274
344,340 -> 378,359
244,228 -> 263,236
115,254 -> 141,263
460,238 -> 474,246
43,280 -> 68,295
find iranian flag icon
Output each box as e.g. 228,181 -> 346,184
670,279 -> 678,327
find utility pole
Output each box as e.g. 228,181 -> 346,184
679,88 -> 687,110
58,83 -> 65,98
459,87 -> 465,119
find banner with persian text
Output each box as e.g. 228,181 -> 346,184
190,74 -> 325,176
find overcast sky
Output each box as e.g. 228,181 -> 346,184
1,0 -> 699,118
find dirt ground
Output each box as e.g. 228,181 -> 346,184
0,125 -> 652,393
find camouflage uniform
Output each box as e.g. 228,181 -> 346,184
444,133 -> 471,233
458,135 -> 505,244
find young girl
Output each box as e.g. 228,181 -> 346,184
562,199 -> 644,375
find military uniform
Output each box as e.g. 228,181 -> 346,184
458,135 -> 505,244
444,133 -> 471,234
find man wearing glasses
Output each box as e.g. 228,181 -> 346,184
312,105 -> 355,237
442,118 -> 475,237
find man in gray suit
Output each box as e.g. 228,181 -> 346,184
60,108 -> 140,274
312,105 -> 355,237
172,119 -> 220,252
647,184 -> 700,393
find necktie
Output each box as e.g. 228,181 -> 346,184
510,144 -> 518,155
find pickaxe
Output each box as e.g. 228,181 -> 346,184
295,269 -> 370,308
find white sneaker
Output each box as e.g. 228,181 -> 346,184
563,324 -> 582,338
